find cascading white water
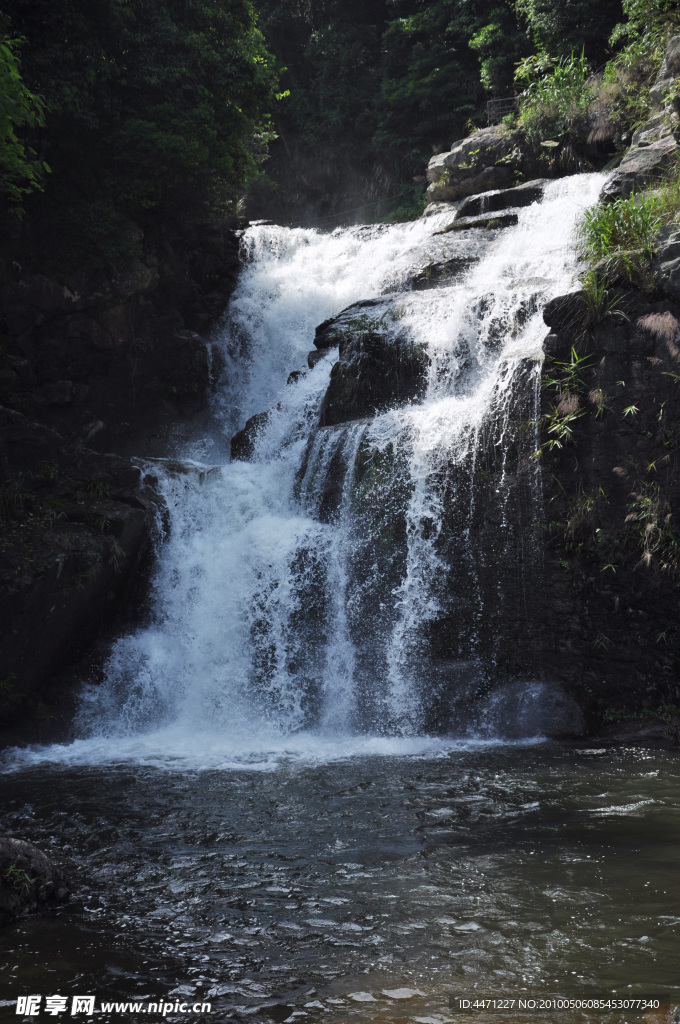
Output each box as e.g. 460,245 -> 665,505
11,174 -> 606,768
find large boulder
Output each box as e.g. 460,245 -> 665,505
602,134 -> 680,201
410,255 -> 478,290
313,299 -> 385,351
426,125 -> 518,202
0,838 -> 68,924
454,179 -> 548,219
319,315 -> 430,427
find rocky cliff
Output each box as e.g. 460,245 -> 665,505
0,223 -> 241,731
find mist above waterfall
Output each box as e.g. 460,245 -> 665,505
7,175 -> 603,769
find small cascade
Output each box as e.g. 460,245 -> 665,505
62,174 -> 604,762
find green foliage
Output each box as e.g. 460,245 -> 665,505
515,0 -> 624,64
468,11 -> 528,95
536,347 -> 593,455
378,185 -> 427,223
0,28 -> 47,208
1,864 -> 34,894
256,0 -> 528,185
578,269 -> 631,325
579,191 -> 662,261
376,0 -> 496,161
609,0 -> 680,46
515,51 -> 593,155
577,169 -> 680,292
2,0 -> 278,264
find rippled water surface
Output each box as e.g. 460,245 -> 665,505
1,744 -> 678,1022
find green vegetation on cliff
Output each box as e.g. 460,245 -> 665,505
0,25 -> 46,208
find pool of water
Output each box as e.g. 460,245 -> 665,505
1,742 -> 678,1023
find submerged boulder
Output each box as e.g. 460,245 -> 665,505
0,838 -> 68,924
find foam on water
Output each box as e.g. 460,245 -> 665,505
3,175 -> 604,771
1,729 -> 544,773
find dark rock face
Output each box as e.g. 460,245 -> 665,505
0,838 -> 68,925
0,225 -> 242,731
601,134 -> 679,201
0,406 -> 158,723
649,35 -> 680,109
319,317 -> 430,427
428,165 -> 514,204
534,288 -> 680,729
543,291 -> 588,332
0,226 -> 240,455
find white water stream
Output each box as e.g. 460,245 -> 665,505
7,174 -> 605,770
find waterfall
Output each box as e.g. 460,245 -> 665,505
16,174 -> 605,768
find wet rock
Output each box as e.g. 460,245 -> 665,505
0,838 -> 68,924
601,134 -> 680,201
592,249 -> 650,289
114,256 -> 160,298
231,410 -> 270,461
631,113 -> 668,146
307,350 -> 326,369
598,716 -> 679,745
428,164 -> 514,204
536,286 -> 680,726
0,406 -> 157,719
410,255 -> 478,290
455,179 -> 548,219
0,276 -> 71,335
543,333 -> 572,358
319,318 -> 430,427
65,313 -> 114,351
436,211 -> 519,234
313,299 -> 385,351
542,291 -> 587,331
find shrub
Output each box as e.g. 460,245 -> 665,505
515,52 -> 593,154
0,29 -> 47,208
579,191 -> 663,261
